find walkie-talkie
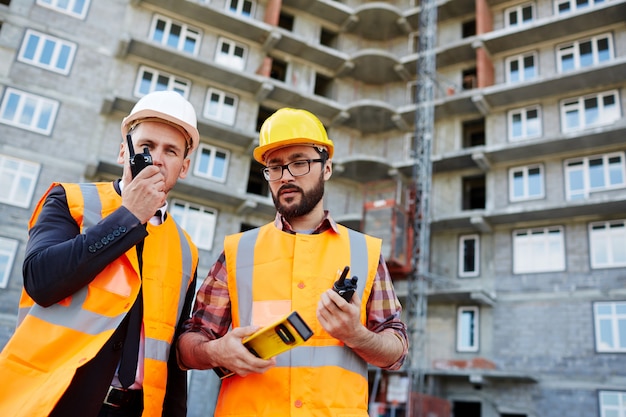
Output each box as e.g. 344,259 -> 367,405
332,266 -> 358,302
127,134 -> 152,179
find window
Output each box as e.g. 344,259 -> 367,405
170,200 -> 217,251
561,90 -> 620,132
321,28 -> 339,49
278,12 -> 294,31
227,0 -> 254,17
509,106 -> 541,141
513,227 -> 565,273
0,237 -> 19,288
594,302 -> 626,352
459,235 -> 479,277
462,68 -> 477,90
134,66 -> 191,98
506,52 -> 537,83
204,88 -> 237,125
589,220 -> 626,269
462,119 -> 485,148
462,175 -> 485,210
215,37 -> 246,71
36,0 -> 90,19
565,152 -> 625,200
505,2 -> 534,27
0,154 -> 41,208
150,15 -> 201,55
510,164 -> 544,201
557,34 -> 612,73
270,57 -> 288,82
557,0 -> 605,14
314,73 -> 333,99
599,391 -> 626,416
18,29 -> 76,75
194,144 -> 229,182
457,306 -> 479,352
247,159 -> 269,197
0,88 -> 59,135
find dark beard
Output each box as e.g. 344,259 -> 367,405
272,173 -> 325,221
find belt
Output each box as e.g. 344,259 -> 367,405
103,386 -> 142,408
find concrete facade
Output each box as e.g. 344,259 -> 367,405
0,0 -> 625,416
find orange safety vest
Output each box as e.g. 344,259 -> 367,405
0,182 -> 198,417
216,223 -> 381,417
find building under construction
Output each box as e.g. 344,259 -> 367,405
1,0 -> 625,416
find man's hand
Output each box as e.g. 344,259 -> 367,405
122,165 -> 166,224
316,290 -> 365,344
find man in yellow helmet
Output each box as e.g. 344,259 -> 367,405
178,108 -> 408,416
0,91 -> 200,417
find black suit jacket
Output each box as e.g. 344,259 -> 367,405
23,181 -> 196,417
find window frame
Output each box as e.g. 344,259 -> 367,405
18,29 -> 77,75
227,0 -> 255,17
556,0 -> 606,14
169,199 -> 218,251
513,226 -> 566,274
134,66 -> 191,98
557,33 -> 613,73
589,220 -> 626,269
599,390 -> 626,417
193,143 -> 230,183
560,90 -> 620,133
459,234 -> 480,278
0,87 -> 59,135
564,151 -> 625,200
505,51 -> 538,84
505,2 -> 535,27
36,0 -> 90,19
149,14 -> 202,55
215,37 -> 247,71
0,237 -> 19,289
509,164 -> 545,202
594,301 -> 626,353
508,105 -> 541,141
457,306 -> 479,352
204,88 -> 238,125
0,154 -> 41,208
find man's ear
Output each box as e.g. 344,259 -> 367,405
116,142 -> 125,164
323,160 -> 332,181
178,158 -> 191,180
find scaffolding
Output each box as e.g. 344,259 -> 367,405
405,0 -> 437,416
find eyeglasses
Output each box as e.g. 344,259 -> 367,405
262,159 -> 324,181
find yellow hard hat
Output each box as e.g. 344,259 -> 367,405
253,108 -> 334,163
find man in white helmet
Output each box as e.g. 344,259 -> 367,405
0,90 -> 200,417
178,108 -> 408,416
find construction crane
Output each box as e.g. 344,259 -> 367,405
405,0 -> 437,415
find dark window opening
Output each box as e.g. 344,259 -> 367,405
462,119 -> 485,148
320,28 -> 338,48
240,223 -> 257,232
462,68 -> 477,90
256,106 -> 274,132
270,57 -> 288,82
453,401 -> 481,417
246,159 -> 269,197
314,73 -> 333,98
278,12 -> 294,31
462,19 -> 476,38
462,175 -> 485,210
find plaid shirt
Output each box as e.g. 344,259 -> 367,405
184,211 -> 408,370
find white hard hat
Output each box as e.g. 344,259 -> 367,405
121,91 -> 200,155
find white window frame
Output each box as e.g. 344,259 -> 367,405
508,105 -> 541,141
0,87 -> 59,135
513,226 -> 565,274
18,29 -> 77,75
457,306 -> 479,352
557,33 -> 613,73
149,15 -> 202,56
134,66 -> 191,98
227,0 -> 255,17
565,152 -> 625,200
594,301 -> 626,353
204,88 -> 237,125
0,154 -> 41,208
0,237 -> 19,289
505,2 -> 535,28
459,234 -> 479,277
589,220 -> 626,269
169,200 -> 217,251
193,144 -> 230,183
36,0 -> 90,19
561,90 -> 620,133
505,52 -> 537,83
215,37 -> 247,71
509,164 -> 544,202
556,0 -> 606,14
600,391 -> 626,417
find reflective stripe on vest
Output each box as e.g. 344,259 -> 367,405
234,227 -> 369,378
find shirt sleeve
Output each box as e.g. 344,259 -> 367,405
183,251 -> 232,340
365,254 -> 409,370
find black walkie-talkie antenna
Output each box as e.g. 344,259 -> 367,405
126,134 -> 136,158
